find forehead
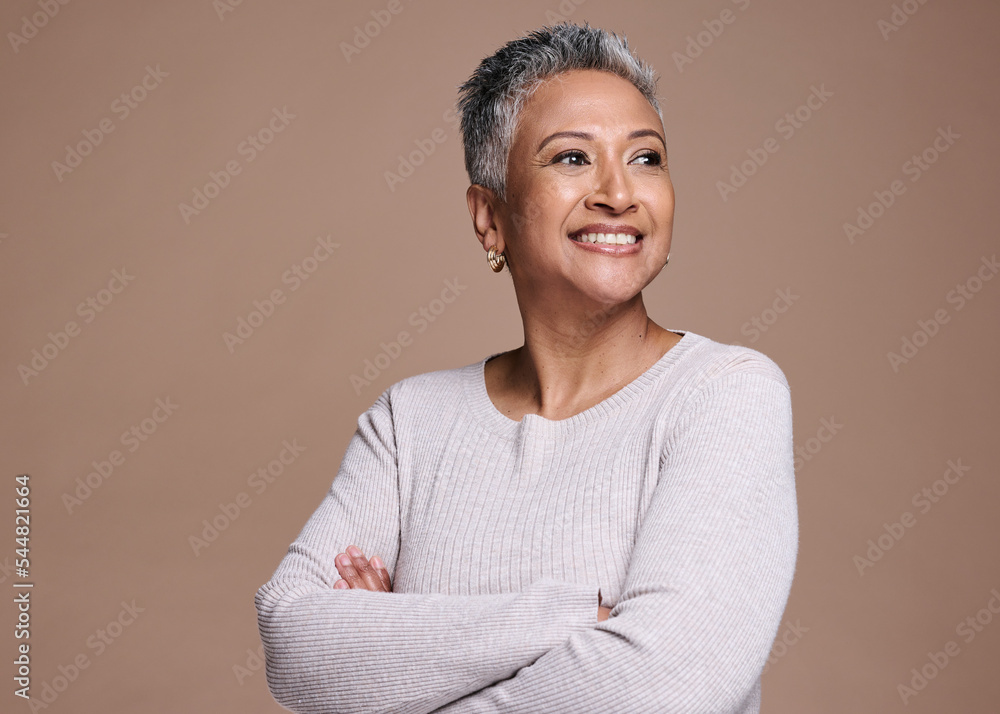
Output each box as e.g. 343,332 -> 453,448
512,69 -> 661,149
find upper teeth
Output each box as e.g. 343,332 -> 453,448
572,233 -> 637,245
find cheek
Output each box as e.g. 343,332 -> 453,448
513,182 -> 578,234
646,184 -> 675,223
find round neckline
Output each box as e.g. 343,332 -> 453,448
463,330 -> 698,439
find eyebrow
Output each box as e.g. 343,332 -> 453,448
536,129 -> 667,153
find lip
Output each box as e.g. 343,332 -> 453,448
569,223 -> 642,238
567,223 -> 644,255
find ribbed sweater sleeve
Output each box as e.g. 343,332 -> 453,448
254,391 -> 599,714
431,370 -> 798,713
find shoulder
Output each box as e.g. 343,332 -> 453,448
656,331 -> 793,433
659,334 -> 794,454
680,331 -> 790,393
363,357 -> 480,420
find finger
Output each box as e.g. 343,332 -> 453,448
347,545 -> 384,592
371,556 -> 392,591
335,552 -> 362,588
333,579 -> 349,589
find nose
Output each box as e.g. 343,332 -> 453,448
585,156 -> 636,214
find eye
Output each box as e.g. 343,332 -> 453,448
632,151 -> 662,166
553,150 -> 589,166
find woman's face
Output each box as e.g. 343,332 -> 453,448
487,68 -> 674,308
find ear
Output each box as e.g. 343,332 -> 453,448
466,184 -> 505,253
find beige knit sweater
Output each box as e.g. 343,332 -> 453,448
255,329 -> 798,713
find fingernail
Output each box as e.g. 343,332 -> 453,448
336,553 -> 351,566
372,556 -> 383,569
334,580 -> 348,589
347,545 -> 362,557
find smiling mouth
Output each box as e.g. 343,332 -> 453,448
569,232 -> 643,245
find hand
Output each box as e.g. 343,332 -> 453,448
333,544 -> 392,592
597,588 -> 611,622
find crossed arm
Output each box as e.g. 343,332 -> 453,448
255,369 -> 798,713
331,545 -> 612,621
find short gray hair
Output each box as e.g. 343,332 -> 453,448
456,21 -> 662,203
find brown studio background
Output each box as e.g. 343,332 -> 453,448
2,0 -> 998,712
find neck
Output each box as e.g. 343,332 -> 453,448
504,293 -> 675,418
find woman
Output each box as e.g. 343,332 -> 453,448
255,21 -> 797,714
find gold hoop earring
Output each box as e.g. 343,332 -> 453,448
487,245 -> 506,272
